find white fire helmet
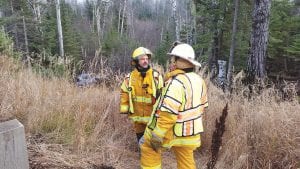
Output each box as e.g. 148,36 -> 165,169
167,43 -> 201,67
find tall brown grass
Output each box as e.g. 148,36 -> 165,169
0,55 -> 299,168
201,78 -> 299,169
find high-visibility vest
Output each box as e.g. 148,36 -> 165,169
120,68 -> 163,123
147,71 -> 208,147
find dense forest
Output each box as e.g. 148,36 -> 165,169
0,0 -> 299,85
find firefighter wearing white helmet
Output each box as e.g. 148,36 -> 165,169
120,47 -> 163,144
140,42 -> 208,169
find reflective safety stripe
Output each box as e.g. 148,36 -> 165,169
144,127 -> 201,148
160,96 -> 181,115
180,74 -> 193,109
129,116 -> 151,123
152,126 -> 166,138
133,96 -> 152,103
174,114 -> 203,137
163,136 -> 201,148
160,105 -> 178,115
153,72 -> 207,137
184,120 -> 193,136
152,72 -> 157,98
128,74 -> 134,113
120,105 -> 129,113
141,164 -> 162,169
177,106 -> 204,122
120,84 -> 127,92
126,69 -> 162,114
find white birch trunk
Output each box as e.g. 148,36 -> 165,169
171,0 -> 180,41
120,0 -> 127,37
56,0 -> 64,58
30,0 -> 41,23
37,2 -> 41,23
96,6 -> 101,38
101,2 -> 111,39
10,0 -> 14,13
130,8 -> 135,37
22,16 -> 29,55
160,27 -> 164,43
117,1 -> 122,35
92,2 -> 96,33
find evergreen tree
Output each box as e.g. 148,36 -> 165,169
61,1 -> 81,61
286,34 -> 300,57
41,3 -> 57,56
154,31 -> 172,66
269,0 -> 297,58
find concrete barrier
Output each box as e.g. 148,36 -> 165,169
0,119 -> 29,169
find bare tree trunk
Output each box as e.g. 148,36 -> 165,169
93,1 -> 104,52
29,0 -> 41,23
247,0 -> 271,80
117,1 -> 122,35
30,0 -> 43,42
185,3 -> 189,43
209,24 -> 219,79
14,26 -> 19,49
208,1 -> 220,80
22,16 -> 29,54
179,16 -> 182,33
186,0 -> 193,44
162,0 -> 166,15
130,8 -> 135,37
171,0 -> 180,41
227,0 -> 240,88
101,3 -> 110,39
192,11 -> 197,45
22,15 -> 30,64
92,3 -> 95,32
96,6 -> 101,38
120,0 -> 127,37
56,0 -> 64,58
10,0 -> 14,13
160,27 -> 164,42
36,2 -> 41,23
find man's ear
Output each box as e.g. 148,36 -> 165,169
131,60 -> 136,66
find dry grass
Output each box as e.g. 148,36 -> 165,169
0,55 -> 299,169
201,81 -> 300,169
0,55 -> 138,168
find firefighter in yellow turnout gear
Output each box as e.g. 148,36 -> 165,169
120,47 -> 163,143
140,43 -> 208,169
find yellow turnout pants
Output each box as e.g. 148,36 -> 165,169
140,141 -> 196,169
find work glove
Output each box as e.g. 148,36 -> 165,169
150,132 -> 163,152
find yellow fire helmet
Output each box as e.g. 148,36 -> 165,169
132,47 -> 152,60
